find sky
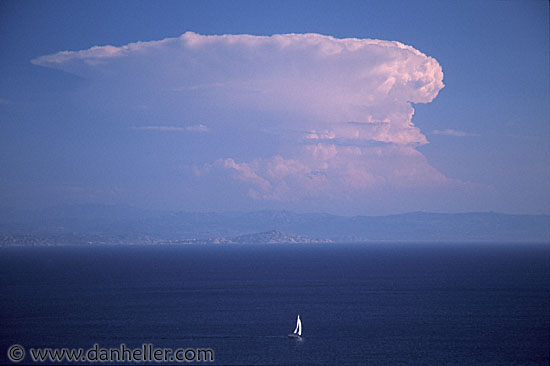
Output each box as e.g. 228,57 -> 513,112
0,0 -> 548,215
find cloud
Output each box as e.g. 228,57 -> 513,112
131,124 -> 209,133
221,143 -> 449,201
33,32 -> 450,202
432,129 -> 479,137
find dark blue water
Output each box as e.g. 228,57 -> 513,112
1,243 -> 549,365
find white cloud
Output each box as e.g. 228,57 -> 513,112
221,143 -> 449,201
33,32 -> 450,202
432,129 -> 479,137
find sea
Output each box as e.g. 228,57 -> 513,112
1,243 -> 549,365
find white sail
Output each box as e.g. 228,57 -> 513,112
293,315 -> 302,336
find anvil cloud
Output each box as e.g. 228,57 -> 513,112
33,32 -> 447,201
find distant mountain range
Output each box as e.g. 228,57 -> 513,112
0,204 -> 549,244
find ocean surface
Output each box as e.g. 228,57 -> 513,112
1,243 -> 549,365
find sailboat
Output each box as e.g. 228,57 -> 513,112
288,315 -> 302,338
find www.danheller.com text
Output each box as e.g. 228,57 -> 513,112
7,343 -> 215,363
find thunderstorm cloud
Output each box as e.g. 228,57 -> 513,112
33,32 -> 448,201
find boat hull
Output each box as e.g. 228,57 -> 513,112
288,333 -> 301,338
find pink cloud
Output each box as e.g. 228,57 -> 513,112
222,143 -> 449,201
33,32 -> 451,202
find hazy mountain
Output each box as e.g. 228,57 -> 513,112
1,205 -> 549,243
230,230 -> 332,244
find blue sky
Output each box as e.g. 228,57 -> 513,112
0,0 -> 548,215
